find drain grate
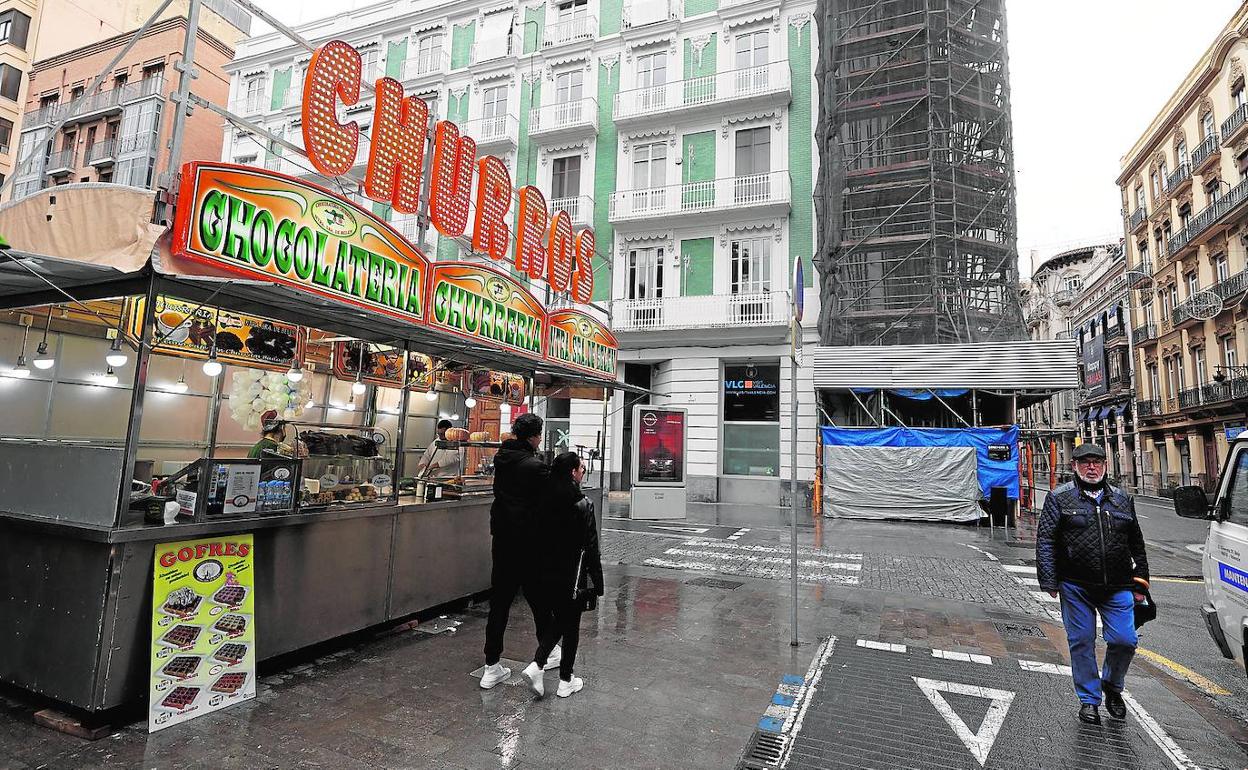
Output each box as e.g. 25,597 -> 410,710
687,577 -> 745,590
994,621 -> 1047,639
736,730 -> 785,769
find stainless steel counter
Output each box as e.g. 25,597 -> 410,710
0,497 -> 493,712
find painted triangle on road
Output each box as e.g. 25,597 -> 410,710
913,676 -> 1014,767
648,525 -> 710,534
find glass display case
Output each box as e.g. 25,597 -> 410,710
409,439 -> 500,500
290,422 -> 396,509
159,457 -> 302,521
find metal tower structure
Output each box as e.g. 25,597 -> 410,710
813,0 -> 1025,346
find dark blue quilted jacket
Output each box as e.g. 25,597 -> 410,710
1035,482 -> 1149,591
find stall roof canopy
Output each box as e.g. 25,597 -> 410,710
0,187 -> 634,393
813,341 -> 1078,392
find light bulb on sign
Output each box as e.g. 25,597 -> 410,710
203,355 -> 223,377
352,379 -> 366,395
105,337 -> 128,367
287,361 -> 304,382
9,356 -> 31,378
169,377 -> 189,394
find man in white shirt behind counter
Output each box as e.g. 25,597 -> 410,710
418,419 -> 463,480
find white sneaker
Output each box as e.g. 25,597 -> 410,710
556,676 -> 584,698
479,663 -> 511,690
544,645 -> 562,671
522,662 -> 545,697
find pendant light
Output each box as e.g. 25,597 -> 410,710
105,336 -> 128,367
464,395 -> 477,409
169,361 -> 189,393
286,360 -> 304,382
351,341 -> 366,394
8,318 -> 31,377
201,306 -> 222,376
32,308 -> 54,370
424,389 -> 438,402
100,367 -> 118,386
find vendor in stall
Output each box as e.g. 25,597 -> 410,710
247,410 -> 295,459
418,419 -> 463,479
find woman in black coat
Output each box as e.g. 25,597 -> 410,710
521,451 -> 604,698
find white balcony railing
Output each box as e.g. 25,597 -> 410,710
471,34 -> 519,64
609,171 -> 791,222
611,291 -> 789,332
85,139 -> 117,165
614,61 -> 790,121
529,97 -> 598,136
623,0 -> 680,28
463,114 -> 520,147
551,195 -> 594,226
543,15 -> 596,47
403,50 -> 451,79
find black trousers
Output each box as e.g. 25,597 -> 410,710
483,548 -> 550,666
533,597 -> 582,681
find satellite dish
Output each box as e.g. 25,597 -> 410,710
1187,290 -> 1224,321
1125,269 -> 1154,291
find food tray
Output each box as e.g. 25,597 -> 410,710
211,672 -> 249,694
213,643 -> 248,666
160,624 -> 202,650
161,587 -> 202,619
213,614 -> 248,638
158,686 -> 200,712
212,584 -> 248,608
159,655 -> 202,681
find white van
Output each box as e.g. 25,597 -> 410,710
1174,446 -> 1248,670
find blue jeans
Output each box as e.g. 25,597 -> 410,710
1058,582 -> 1138,705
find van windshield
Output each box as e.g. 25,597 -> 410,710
1226,451 -> 1248,525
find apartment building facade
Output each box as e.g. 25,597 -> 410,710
223,0 -> 820,505
10,18 -> 234,202
1119,5 -> 1248,494
0,0 -> 36,189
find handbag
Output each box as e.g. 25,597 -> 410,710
573,549 -> 597,612
1134,586 -> 1158,629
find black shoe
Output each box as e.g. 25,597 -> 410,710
1104,691 -> 1127,720
1078,704 -> 1101,725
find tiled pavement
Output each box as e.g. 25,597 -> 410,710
1,515 -> 1244,769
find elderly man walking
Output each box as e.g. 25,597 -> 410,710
1036,443 -> 1151,726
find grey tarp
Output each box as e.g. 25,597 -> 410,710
823,445 -> 981,522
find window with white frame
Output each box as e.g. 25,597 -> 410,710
1148,363 -> 1159,399
1134,185 -> 1144,211
1166,356 -> 1179,397
632,142 -> 666,189
551,155 -> 581,201
415,35 -> 444,75
636,51 -> 667,110
730,237 -> 770,294
554,69 -> 585,125
1235,81 -> 1246,109
557,0 -> 588,20
1063,276 -> 1081,293
1217,253 -> 1230,283
1177,139 -> 1188,167
1195,347 -> 1208,385
1225,336 -> 1238,369
734,126 -> 771,202
1203,110 -> 1216,140
626,245 -> 664,300
1187,271 -> 1199,297
1169,285 -> 1179,313
734,30 -> 770,92
360,48 -> 380,81
245,76 -> 265,112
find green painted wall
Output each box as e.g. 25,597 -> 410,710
682,35 -> 717,79
788,24 -> 813,288
451,22 -> 475,70
517,79 -> 540,187
450,87 -> 471,123
592,60 -> 619,303
681,238 -> 714,296
270,68 -> 291,110
385,40 -> 406,78
437,236 -> 460,261
599,0 -> 621,37
682,131 -> 715,209
524,5 -> 545,54
683,0 -> 717,18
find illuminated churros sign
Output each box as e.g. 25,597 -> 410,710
547,310 -> 618,379
428,263 -> 546,360
301,39 -> 595,303
171,162 -> 429,322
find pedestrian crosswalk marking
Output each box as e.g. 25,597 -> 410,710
913,677 -> 1014,767
648,525 -> 710,534
641,557 -> 861,585
931,649 -> 992,665
660,547 -> 863,571
1002,564 -> 1037,574
1017,659 -> 1072,676
856,639 -> 906,653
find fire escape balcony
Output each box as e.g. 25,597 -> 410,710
1191,132 -> 1220,176
608,171 -> 791,226
1168,175 -> 1248,256
1223,103 -> 1248,146
1164,163 -> 1192,196
1127,205 -> 1147,233
613,61 -> 790,125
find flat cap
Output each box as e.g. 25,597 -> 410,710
1072,443 -> 1106,460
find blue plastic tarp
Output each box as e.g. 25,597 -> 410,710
850,388 -> 970,401
820,426 -> 1020,500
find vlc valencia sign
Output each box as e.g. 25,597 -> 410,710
299,39 -> 595,304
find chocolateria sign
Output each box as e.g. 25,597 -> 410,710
169,37 -> 619,381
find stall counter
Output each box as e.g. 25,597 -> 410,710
0,497 -> 493,713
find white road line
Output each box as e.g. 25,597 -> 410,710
856,639 -> 907,653
669,539 -> 864,559
777,636 -> 837,769
1122,691 -> 1204,770
603,528 -> 707,541
660,547 -> 863,571
931,649 -> 993,665
1031,591 -> 1059,604
1017,660 -> 1073,677
961,543 -> 1000,561
641,557 -> 861,585
1013,576 -> 1041,587
1002,564 -> 1037,574
913,677 -> 1014,767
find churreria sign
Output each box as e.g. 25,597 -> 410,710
428,263 -> 545,359
172,163 -> 429,322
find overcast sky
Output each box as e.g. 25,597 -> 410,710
248,0 -> 1241,277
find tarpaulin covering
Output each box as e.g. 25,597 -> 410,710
850,388 -> 971,400
820,426 -> 1020,522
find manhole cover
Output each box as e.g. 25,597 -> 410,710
687,577 -> 744,590
993,621 -> 1046,639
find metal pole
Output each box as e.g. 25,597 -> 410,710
160,0 -> 202,188
204,366 -> 225,458
394,344 -> 411,485
790,317 -> 799,647
115,278 -> 159,523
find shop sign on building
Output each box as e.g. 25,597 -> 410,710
1081,332 -> 1107,398
427,263 -> 545,359
149,535 -> 256,732
723,364 -> 781,422
172,162 -> 430,324
547,310 -> 618,379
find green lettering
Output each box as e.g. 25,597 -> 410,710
311,232 -> 333,286
433,281 -> 450,324
273,219 -> 296,274
332,241 -> 352,293
462,290 -> 479,334
405,267 -> 422,315
198,190 -> 227,252
364,252 -> 385,303
221,196 -> 255,263
448,285 -> 464,330
381,258 -> 398,308
249,208 -> 275,268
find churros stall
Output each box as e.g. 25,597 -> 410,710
0,39 -> 623,715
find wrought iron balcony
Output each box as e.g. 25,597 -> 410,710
1105,324 -> 1125,341
1214,269 -> 1248,301
1202,374 -> 1248,404
1164,163 -> 1192,194
1223,102 -> 1248,144
1179,386 -> 1203,410
1191,132 -> 1220,172
1132,323 -> 1157,342
1137,399 -> 1161,418
611,290 -> 789,332
23,103 -> 66,128
608,171 -> 791,223
1051,288 -> 1077,306
542,15 -> 596,47
1127,206 -> 1147,232
614,61 -> 790,123
1168,174 -> 1248,255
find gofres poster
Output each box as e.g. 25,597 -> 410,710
149,535 -> 256,732
636,407 -> 686,485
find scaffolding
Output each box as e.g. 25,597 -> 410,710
814,0 -> 1025,346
